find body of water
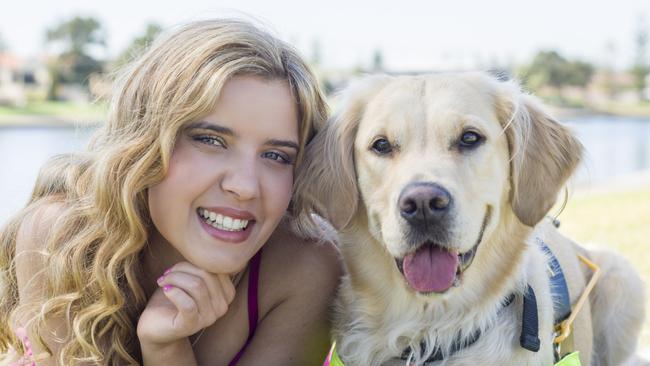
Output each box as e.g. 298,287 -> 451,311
1,116 -> 649,225
0,126 -> 96,224
568,116 -> 650,187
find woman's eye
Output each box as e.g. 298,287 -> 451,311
195,135 -> 225,147
459,131 -> 483,148
262,151 -> 293,165
371,138 -> 393,155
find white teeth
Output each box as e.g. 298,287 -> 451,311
198,208 -> 249,232
223,216 -> 233,228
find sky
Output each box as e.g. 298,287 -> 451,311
0,0 -> 648,71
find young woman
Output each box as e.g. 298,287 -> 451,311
0,19 -> 340,365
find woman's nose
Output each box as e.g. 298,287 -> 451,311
220,159 -> 260,201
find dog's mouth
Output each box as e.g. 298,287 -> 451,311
395,242 -> 478,294
395,206 -> 491,294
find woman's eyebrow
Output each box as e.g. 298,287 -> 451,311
266,139 -> 299,151
189,121 -> 298,150
187,121 -> 235,136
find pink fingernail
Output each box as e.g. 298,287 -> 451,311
157,276 -> 165,284
163,284 -> 173,292
164,268 -> 172,275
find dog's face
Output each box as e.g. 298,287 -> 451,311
295,73 -> 582,297
353,77 -> 511,293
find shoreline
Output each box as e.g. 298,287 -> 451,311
2,107 -> 650,128
0,115 -> 102,128
551,107 -> 650,120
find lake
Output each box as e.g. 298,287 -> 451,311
1,116 -> 649,225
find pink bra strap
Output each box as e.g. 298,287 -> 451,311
227,248 -> 262,366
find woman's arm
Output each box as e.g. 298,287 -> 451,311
13,201 -> 74,366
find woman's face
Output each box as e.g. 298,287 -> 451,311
148,75 -> 299,274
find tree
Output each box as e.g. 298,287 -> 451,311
601,41 -> 620,98
631,17 -> 649,101
566,60 -> 594,88
520,50 -> 594,99
0,33 -> 6,53
310,39 -> 322,68
47,16 -> 106,56
45,16 -> 107,97
115,23 -> 162,68
372,49 -> 384,72
521,50 -> 570,91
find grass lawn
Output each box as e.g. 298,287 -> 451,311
0,101 -> 106,122
557,188 -> 650,349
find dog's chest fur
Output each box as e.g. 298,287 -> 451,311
332,232 -> 557,366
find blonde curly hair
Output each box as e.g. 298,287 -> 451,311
0,18 -> 327,365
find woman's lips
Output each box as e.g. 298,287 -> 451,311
201,206 -> 256,220
197,206 -> 256,244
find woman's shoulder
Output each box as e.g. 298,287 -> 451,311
261,219 -> 342,301
15,197 -> 67,253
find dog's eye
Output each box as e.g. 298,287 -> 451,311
459,131 -> 483,148
371,138 -> 393,155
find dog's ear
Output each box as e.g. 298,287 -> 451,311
495,82 -> 583,227
294,75 -> 391,230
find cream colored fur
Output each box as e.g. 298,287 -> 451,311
295,73 -> 646,365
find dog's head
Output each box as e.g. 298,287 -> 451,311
295,73 -> 582,296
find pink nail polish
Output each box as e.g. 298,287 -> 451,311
164,268 -> 172,275
163,284 -> 173,292
157,276 -> 164,284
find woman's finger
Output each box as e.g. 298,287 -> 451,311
163,262 -> 234,317
158,271 -> 219,323
160,285 -> 202,332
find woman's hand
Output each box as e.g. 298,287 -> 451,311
137,261 -> 236,348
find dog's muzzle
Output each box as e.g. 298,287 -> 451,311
395,206 -> 491,294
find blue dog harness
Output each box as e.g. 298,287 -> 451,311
521,237 -> 575,363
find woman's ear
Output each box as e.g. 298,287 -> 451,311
294,75 -> 391,230
496,84 -> 583,227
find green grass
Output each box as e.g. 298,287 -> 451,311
0,101 -> 106,120
557,188 -> 650,348
591,100 -> 650,117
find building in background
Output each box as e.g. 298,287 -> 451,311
0,53 -> 49,106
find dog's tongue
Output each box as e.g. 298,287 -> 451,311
403,245 -> 458,293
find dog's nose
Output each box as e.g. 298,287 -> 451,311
399,182 -> 452,225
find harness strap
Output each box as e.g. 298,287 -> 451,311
520,285 -> 541,352
537,238 -> 572,323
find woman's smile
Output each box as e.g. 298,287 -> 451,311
196,206 -> 256,243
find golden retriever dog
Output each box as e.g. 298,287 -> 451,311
295,73 -> 646,366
